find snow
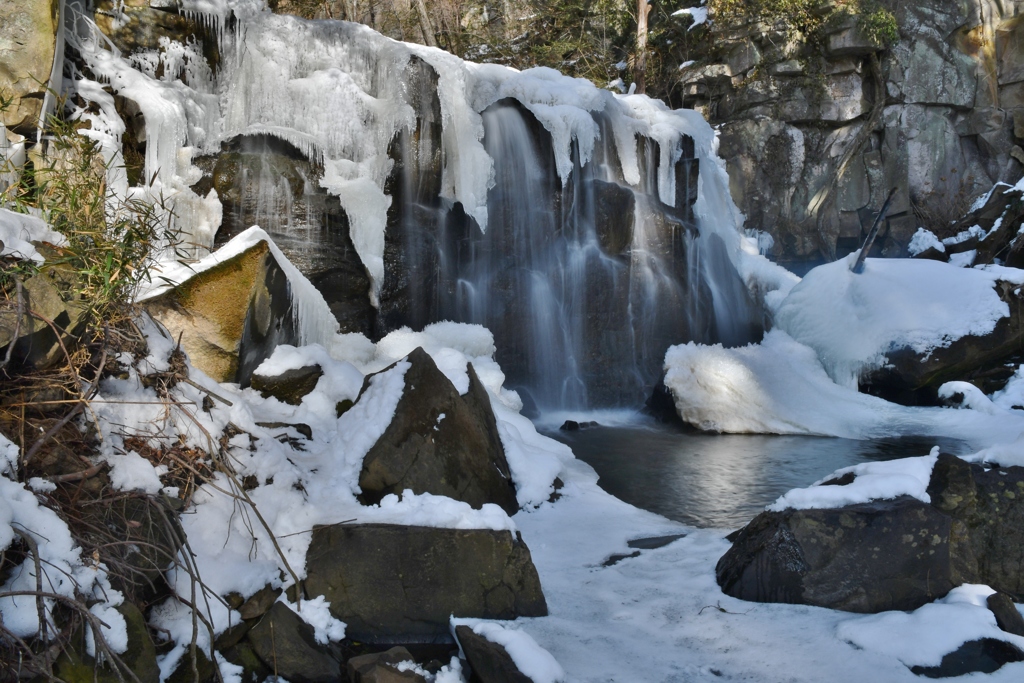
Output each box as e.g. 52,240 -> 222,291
664,329 -> 1024,444
769,451 -> 938,511
774,255 -> 1024,388
907,227 -> 944,255
103,450 -> 168,493
0,208 -> 66,263
836,584 -> 1024,668
453,619 -> 566,683
279,594 -> 346,644
673,6 -> 710,30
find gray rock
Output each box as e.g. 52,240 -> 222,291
304,523 -> 547,642
357,347 -> 519,515
246,602 -> 341,683
592,179 -> 635,256
251,364 -> 323,405
455,625 -> 533,683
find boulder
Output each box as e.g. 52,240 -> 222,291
0,0 -> 60,133
862,279 -> 1024,403
303,523 -> 547,642
250,364 -> 323,405
245,602 -> 342,683
144,239 -> 299,385
987,592 -> 1024,637
348,647 -> 426,683
716,497 -> 974,612
357,348 -> 519,515
0,262 -> 89,371
717,453 -> 1024,612
454,625 -> 532,683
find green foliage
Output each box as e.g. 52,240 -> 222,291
1,102 -> 176,319
707,0 -> 898,48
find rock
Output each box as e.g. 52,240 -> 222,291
251,364 -> 323,405
245,602 -> 341,683
238,584 -> 283,620
826,24 -> 883,58
166,648 -> 219,683
0,0 -> 60,133
304,523 -> 547,642
144,239 -> 300,385
220,642 -> 273,683
348,647 -> 425,683
718,454 -> 1024,612
53,602 -> 160,683
454,625 -> 532,683
592,179 -> 635,256
715,497 -> 975,612
862,279 -> 1024,404
0,263 -> 89,371
357,348 -> 519,515
910,639 -> 1024,678
987,593 -> 1024,637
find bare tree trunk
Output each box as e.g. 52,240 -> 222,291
635,0 -> 651,94
415,0 -> 438,46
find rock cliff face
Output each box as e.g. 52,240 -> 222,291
683,0 -> 1024,271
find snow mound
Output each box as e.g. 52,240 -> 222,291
663,329 -> 1024,446
453,618 -> 567,683
774,256 -> 1024,389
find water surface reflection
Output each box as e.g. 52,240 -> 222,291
545,423 -> 969,530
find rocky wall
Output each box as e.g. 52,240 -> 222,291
682,0 -> 1024,271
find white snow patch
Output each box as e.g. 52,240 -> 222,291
907,228 -> 944,256
836,585 -> 1024,668
769,451 -> 938,511
774,256 -> 1024,388
0,208 -> 66,263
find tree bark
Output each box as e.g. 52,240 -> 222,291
635,0 -> 651,94
415,0 -> 439,47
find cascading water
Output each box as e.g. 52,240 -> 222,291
70,0 -> 764,409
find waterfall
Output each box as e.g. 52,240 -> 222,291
74,1 -> 763,409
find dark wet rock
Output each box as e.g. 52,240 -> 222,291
348,647 -> 425,683
602,551 -> 641,567
627,533 -> 687,550
357,348 -> 519,515
251,364 -> 323,405
246,602 -> 341,683
820,472 -> 857,487
910,638 -> 1024,678
454,625 -> 533,683
719,454 -> 1024,611
144,239 -> 299,385
593,179 -> 635,256
304,523 -> 547,642
987,592 -> 1024,637
716,497 -> 975,612
560,420 -> 580,431
166,648 -> 219,683
862,279 -> 1024,405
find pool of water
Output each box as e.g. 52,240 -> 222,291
543,419 -> 969,530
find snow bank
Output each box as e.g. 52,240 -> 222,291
769,451 -> 938,511
774,255 -> 1024,389
836,584 -> 1024,668
663,329 -> 1024,445
0,208 -> 66,263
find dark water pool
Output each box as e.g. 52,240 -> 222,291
544,421 -> 969,530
